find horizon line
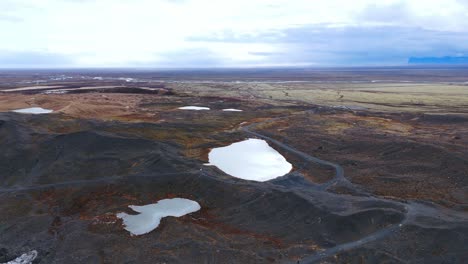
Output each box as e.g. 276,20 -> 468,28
2,64 -> 468,71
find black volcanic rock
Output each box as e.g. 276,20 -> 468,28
0,116 -> 196,187
0,112 -> 467,263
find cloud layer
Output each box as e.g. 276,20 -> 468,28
1,0 -> 468,67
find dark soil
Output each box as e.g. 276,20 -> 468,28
0,71 -> 467,263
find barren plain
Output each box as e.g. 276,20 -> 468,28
0,68 -> 467,263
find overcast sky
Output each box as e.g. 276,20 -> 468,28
1,0 -> 468,68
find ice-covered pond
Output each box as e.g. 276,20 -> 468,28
178,106 -> 210,111
222,108 -> 243,112
207,138 -> 292,182
117,198 -> 201,236
12,107 -> 53,114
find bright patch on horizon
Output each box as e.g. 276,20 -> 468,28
178,106 -> 210,111
117,198 -> 201,236
12,107 -> 53,114
222,108 -> 243,112
207,138 -> 292,182
4,250 -> 38,264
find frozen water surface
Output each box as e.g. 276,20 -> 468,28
222,108 -> 243,112
178,106 -> 210,110
208,138 -> 292,182
3,250 -> 37,264
12,107 -> 53,114
117,198 -> 201,236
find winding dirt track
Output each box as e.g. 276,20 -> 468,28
242,121 -> 348,191
1,110 -> 467,263
241,112 -> 468,264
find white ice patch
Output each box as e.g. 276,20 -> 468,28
178,106 -> 210,111
12,107 -> 53,114
43,89 -> 68,94
117,198 -> 201,236
3,250 -> 38,264
207,138 -> 292,182
222,108 -> 243,112
118,77 -> 134,82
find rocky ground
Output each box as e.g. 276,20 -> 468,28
0,71 -> 467,263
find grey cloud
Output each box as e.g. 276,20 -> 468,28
160,49 -> 224,67
0,51 -> 74,68
359,2 -> 412,24
0,13 -> 22,22
189,25 -> 468,65
0,0 -> 44,22
128,49 -> 224,68
456,0 -> 468,7
248,51 -> 281,56
0,1 -> 25,22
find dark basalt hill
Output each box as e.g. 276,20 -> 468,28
0,114 -> 196,187
0,111 -> 467,263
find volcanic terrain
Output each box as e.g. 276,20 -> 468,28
0,68 -> 467,263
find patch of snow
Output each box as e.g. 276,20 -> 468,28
117,198 -> 201,236
207,138 -> 292,182
178,106 -> 210,111
12,107 -> 53,114
3,250 -> 38,264
50,75 -> 72,81
222,108 -> 243,112
43,89 -> 68,94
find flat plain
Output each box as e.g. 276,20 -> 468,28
0,67 -> 467,263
